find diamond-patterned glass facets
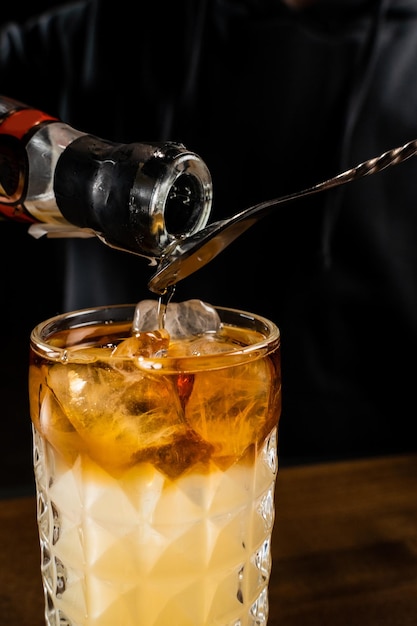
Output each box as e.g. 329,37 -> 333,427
33,426 -> 277,625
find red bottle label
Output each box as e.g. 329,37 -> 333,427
0,106 -> 57,223
0,108 -> 56,138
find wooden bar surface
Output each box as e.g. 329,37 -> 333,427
1,453 -> 417,625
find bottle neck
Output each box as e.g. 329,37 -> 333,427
0,94 -> 213,260
55,137 -> 213,258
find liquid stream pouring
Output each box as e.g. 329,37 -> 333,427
2,94 -> 417,294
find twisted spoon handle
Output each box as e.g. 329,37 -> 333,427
311,139 -> 417,193
235,138 -> 417,224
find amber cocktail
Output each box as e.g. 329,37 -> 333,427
29,301 -> 281,625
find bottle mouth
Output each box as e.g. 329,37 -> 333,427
131,145 -> 213,257
160,153 -> 213,241
164,173 -> 204,236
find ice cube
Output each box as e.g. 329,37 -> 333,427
47,360 -> 186,471
132,299 -> 221,338
112,329 -> 170,358
184,358 -> 276,463
132,300 -> 164,333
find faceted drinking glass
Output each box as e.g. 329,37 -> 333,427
29,303 -> 281,625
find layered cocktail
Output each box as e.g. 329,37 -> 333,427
29,301 -> 281,625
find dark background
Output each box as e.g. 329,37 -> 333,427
2,0 -> 417,497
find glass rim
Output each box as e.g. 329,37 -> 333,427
30,302 -> 280,371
